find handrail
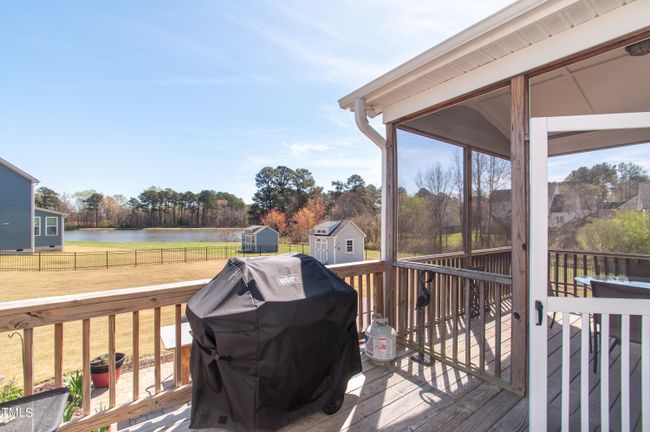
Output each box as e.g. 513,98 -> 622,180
548,248 -> 650,260
0,280 -> 210,333
402,246 -> 511,262
394,260 -> 512,285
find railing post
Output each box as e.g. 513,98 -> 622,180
23,328 -> 33,396
38,251 -> 42,271
74,252 -> 77,271
106,250 -> 109,269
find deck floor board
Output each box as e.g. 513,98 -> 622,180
121,310 -> 643,431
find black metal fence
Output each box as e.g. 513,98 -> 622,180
0,244 -> 310,272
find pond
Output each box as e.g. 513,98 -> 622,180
66,228 -> 244,243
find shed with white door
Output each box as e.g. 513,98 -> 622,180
308,220 -> 365,265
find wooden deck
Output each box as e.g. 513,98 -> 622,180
122,348 -> 523,432
120,311 -> 644,431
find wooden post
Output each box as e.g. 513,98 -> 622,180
132,311 -> 140,400
108,314 -> 116,408
154,307 -> 162,394
174,304 -> 182,387
463,147 -> 473,268
54,323 -> 64,387
510,74 -> 529,394
82,319 -> 91,416
384,123 -> 398,325
23,328 -> 34,396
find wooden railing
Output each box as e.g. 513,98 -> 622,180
0,259 -> 385,431
393,247 -> 514,387
548,249 -> 650,297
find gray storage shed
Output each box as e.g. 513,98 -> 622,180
308,220 -> 365,265
241,225 -> 279,253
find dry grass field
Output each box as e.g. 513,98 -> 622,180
0,260 -> 228,384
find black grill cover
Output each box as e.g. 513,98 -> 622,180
186,253 -> 362,431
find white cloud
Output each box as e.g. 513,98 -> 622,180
283,142 -> 330,157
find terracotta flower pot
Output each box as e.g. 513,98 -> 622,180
90,353 -> 126,388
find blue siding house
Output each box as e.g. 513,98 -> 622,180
0,158 -> 66,252
34,207 -> 66,250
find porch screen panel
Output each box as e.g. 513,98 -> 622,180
471,150 -> 512,251
396,129 -> 464,257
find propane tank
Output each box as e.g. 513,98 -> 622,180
364,313 -> 396,365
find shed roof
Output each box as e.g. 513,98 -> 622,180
244,225 -> 278,235
309,220 -> 366,238
0,157 -> 39,183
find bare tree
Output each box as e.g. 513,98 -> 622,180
416,163 -> 454,252
484,155 -> 511,247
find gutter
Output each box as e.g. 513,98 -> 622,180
354,98 -> 385,149
354,97 -> 388,260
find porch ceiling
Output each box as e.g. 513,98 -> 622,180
338,0 -> 642,119
400,44 -> 650,158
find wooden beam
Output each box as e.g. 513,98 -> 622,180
463,146 -> 473,267
384,123 -> 398,325
509,74 -> 528,394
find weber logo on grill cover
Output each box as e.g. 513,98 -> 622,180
276,274 -> 301,287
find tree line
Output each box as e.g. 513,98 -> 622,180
35,167 -> 382,247
36,186 -> 247,229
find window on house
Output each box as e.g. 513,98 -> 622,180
46,217 -> 58,236
556,216 -> 564,225
34,217 -> 41,237
346,239 -> 354,253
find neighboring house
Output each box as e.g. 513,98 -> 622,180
489,183 -> 560,228
618,182 -> 650,212
0,157 -> 66,252
548,184 -> 589,228
241,225 -> 279,253
34,207 -> 66,251
308,220 -> 365,265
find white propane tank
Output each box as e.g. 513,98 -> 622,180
364,313 -> 396,365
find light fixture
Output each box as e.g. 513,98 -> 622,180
625,38 -> 650,56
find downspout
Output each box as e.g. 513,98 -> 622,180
354,98 -> 388,260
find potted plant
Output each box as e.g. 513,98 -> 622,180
90,353 -> 125,388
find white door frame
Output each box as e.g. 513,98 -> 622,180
528,112 -> 650,431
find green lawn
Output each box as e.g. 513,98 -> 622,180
65,241 -> 382,258
66,240 -> 244,251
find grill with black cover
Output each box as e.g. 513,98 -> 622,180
186,253 -> 362,431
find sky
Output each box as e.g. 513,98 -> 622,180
0,0 -> 515,203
